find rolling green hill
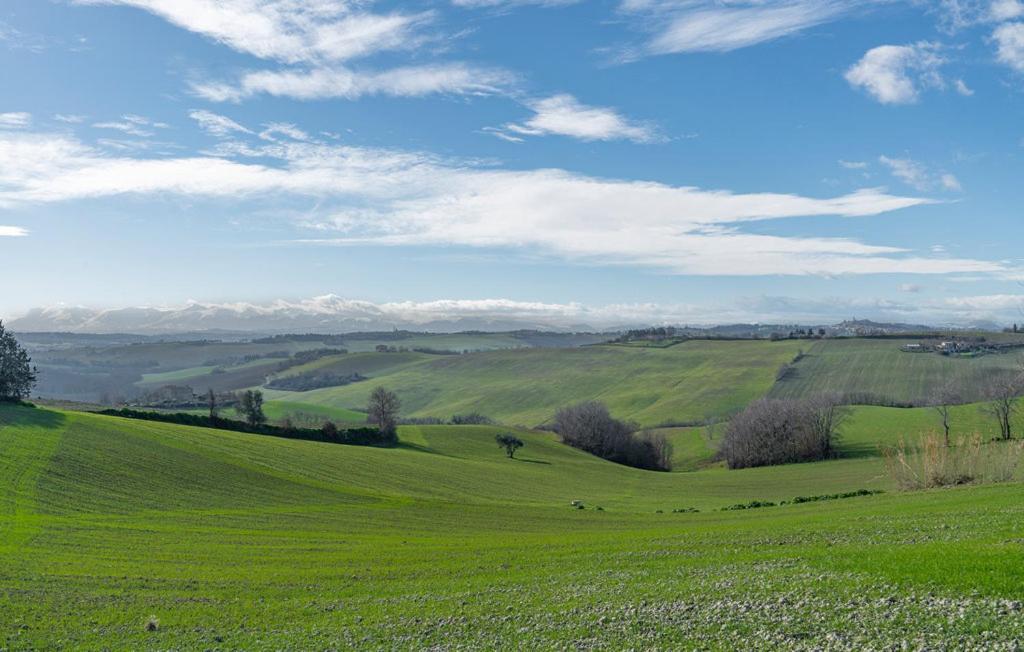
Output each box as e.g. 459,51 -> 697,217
3,404 -> 1024,649
769,338 -> 1024,405
262,340 -> 806,427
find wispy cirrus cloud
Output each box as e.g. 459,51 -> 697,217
0,126 -> 1004,278
618,0 -> 862,59
452,0 -> 579,7
487,94 -> 660,143
76,0 -> 511,104
188,109 -> 253,138
0,112 -> 32,129
92,114 -> 169,138
73,0 -> 431,64
879,155 -> 962,191
192,63 -> 515,103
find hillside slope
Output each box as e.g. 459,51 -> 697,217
769,338 -> 1024,404
263,340 -> 805,427
4,405 -> 1024,649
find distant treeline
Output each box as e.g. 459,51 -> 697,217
266,372 -> 367,391
97,408 -> 393,447
251,334 -> 349,345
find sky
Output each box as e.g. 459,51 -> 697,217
1,0 -> 1023,327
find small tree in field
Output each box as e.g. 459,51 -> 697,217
236,389 -> 266,427
984,374 -> 1022,441
367,386 -> 400,440
495,433 -> 524,458
206,388 -> 218,420
930,382 -> 960,447
0,321 -> 37,401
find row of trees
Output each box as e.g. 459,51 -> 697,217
207,384 -> 402,445
929,370 -> 1024,445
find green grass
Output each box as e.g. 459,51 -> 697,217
770,338 -> 1024,404
4,404 -> 1024,649
651,401 -> 1024,469
268,350 -> 430,380
264,340 -> 806,427
261,400 -> 366,424
138,365 -> 218,385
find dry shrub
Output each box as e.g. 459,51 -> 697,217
883,432 -> 1024,490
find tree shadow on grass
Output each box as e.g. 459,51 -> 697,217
0,402 -> 67,429
513,457 -> 551,465
395,441 -> 456,458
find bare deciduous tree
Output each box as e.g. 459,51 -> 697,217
553,401 -> 672,471
929,381 -> 961,447
984,373 -> 1023,441
367,386 -> 401,441
206,388 -> 218,420
719,395 -> 845,469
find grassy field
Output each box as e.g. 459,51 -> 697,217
3,404 -> 1024,649
263,340 -> 805,428
653,401 -> 1024,471
770,338 -> 1024,404
262,400 -> 366,424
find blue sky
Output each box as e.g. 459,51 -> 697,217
1,0 -> 1022,327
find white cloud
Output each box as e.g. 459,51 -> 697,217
491,94 -> 659,143
0,129 -> 1004,278
992,0 -> 1024,21
259,122 -> 310,142
898,283 -> 923,293
845,42 -> 948,104
621,1 -> 858,58
192,63 -> 514,102
74,0 -> 430,65
0,112 -> 32,129
839,159 -> 868,169
940,172 -> 963,191
954,78 -> 974,95
77,1 -> 494,106
879,155 -> 962,192
54,114 -> 86,124
92,115 -> 168,138
188,109 -> 253,138
0,225 -> 28,237
453,0 -> 579,7
879,155 -> 931,189
994,22 -> 1024,71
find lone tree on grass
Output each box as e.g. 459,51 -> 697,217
367,386 -> 400,441
0,321 -> 36,402
495,433 -> 525,458
206,388 -> 218,420
929,382 -> 961,447
236,389 -> 266,427
984,373 -> 1022,441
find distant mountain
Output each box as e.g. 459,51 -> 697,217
7,297 -> 609,334
8,298 -> 1007,336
